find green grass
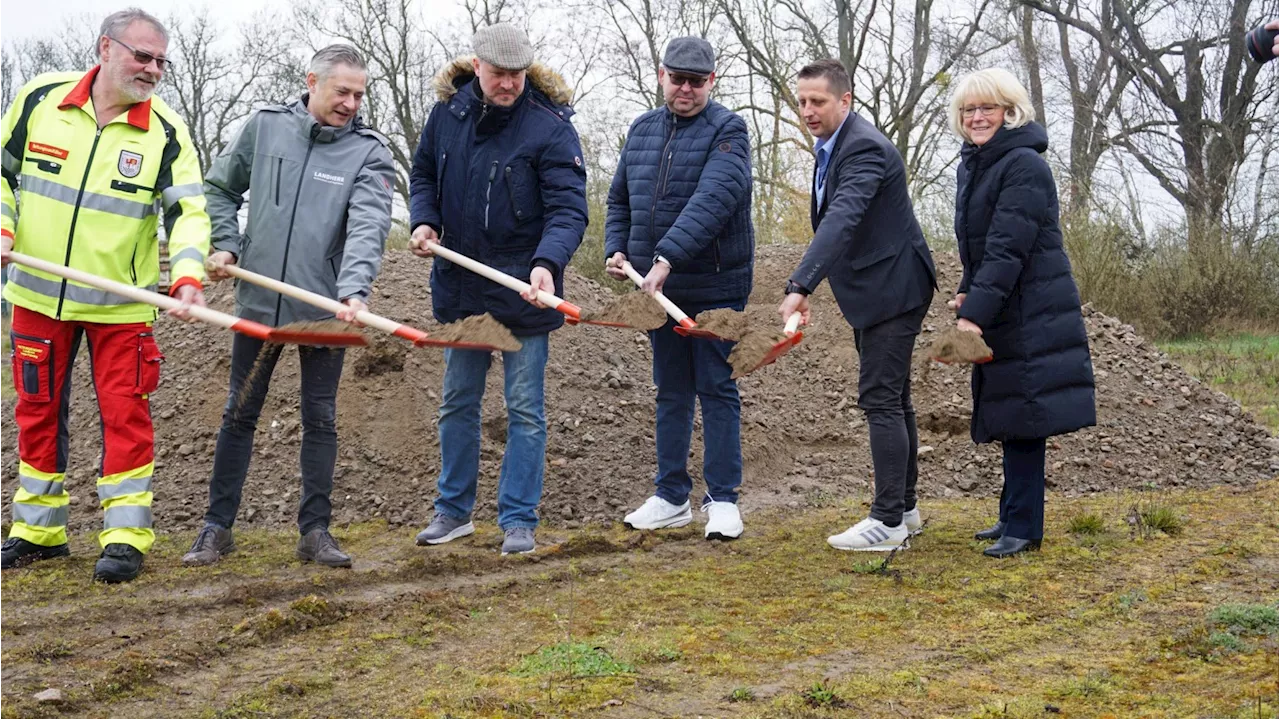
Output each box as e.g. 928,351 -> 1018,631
1160,332 -> 1278,431
510,642 -> 634,678
1210,604 -> 1279,636
1066,513 -> 1105,535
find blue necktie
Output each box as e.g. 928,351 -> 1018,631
816,149 -> 828,191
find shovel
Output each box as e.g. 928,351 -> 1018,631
619,261 -> 726,340
424,241 -> 635,329
212,262 -> 506,352
8,252 -> 358,346
730,313 -> 805,379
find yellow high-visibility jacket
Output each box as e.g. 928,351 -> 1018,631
1,67 -> 210,323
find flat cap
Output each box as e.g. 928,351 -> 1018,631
473,23 -> 534,71
662,36 -> 715,76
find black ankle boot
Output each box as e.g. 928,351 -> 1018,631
0,537 -> 70,569
982,535 -> 1041,558
974,521 -> 1006,541
94,543 -> 144,583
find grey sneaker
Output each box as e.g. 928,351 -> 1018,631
415,514 -> 475,546
501,527 -> 536,556
182,524 -> 236,567
296,528 -> 352,568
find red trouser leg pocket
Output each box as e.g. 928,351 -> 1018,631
10,333 -> 54,403
134,332 -> 164,397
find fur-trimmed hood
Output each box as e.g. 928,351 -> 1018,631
433,56 -> 574,106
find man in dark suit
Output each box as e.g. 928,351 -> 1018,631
778,59 -> 937,552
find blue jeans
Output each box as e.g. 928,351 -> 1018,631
435,333 -> 548,530
650,302 -> 743,506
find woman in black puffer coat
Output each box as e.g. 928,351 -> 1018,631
947,68 -> 1096,558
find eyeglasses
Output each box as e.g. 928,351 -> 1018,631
961,104 -> 1003,118
107,36 -> 173,72
668,73 -> 709,89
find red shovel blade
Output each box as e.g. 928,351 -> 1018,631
734,331 -> 805,379
268,327 -> 368,347
931,353 -> 994,365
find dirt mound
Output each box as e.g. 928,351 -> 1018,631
3,247 -> 1274,537
694,308 -> 753,341
928,329 -> 993,364
429,313 -> 522,352
579,292 -> 667,330
728,330 -> 788,378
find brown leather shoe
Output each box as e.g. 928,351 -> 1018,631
297,528 -> 352,568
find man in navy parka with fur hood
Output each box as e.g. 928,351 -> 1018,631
407,24 -> 587,556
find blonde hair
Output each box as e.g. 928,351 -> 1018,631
948,68 -> 1035,142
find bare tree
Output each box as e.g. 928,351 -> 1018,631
1022,0 -> 1275,253
2,53 -> 15,109
161,9 -> 300,173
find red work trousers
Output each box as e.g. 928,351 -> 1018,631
8,305 -> 162,552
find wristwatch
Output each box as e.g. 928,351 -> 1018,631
784,280 -> 810,296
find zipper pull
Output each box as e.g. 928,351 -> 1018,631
488,161 -> 499,181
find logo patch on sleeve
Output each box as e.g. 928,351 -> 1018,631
28,142 -> 69,160
118,150 -> 143,178
718,142 -> 732,153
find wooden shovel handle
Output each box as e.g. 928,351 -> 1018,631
620,261 -> 694,328
784,312 -> 802,336
9,252 -> 271,339
425,241 -> 585,319
216,262 -> 427,343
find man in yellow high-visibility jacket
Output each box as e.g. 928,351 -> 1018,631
0,9 -> 210,583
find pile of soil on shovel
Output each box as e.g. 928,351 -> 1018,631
728,330 -> 789,378
429,314 -> 523,352
579,292 -> 667,330
929,329 -> 993,364
3,247 -> 1274,537
694,308 -> 753,341
270,320 -> 366,347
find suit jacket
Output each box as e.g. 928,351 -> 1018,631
789,112 -> 936,330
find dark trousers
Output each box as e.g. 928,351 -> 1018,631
855,301 -> 929,526
204,333 -> 346,535
650,300 -> 744,506
998,438 -> 1047,541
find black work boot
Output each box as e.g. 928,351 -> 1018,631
182,524 -> 236,567
296,528 -> 352,568
1,537 -> 70,570
94,543 -> 144,583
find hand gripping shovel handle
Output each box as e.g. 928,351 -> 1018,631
619,261 -> 695,330
620,261 -> 726,339
217,263 -> 429,344
425,241 -> 588,322
9,252 -> 273,340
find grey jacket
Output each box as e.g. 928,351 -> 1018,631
205,96 -> 395,326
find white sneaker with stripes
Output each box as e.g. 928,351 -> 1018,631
903,507 -> 924,536
827,518 -> 909,552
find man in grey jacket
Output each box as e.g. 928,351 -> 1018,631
181,45 -> 395,569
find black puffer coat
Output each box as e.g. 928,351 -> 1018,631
954,122 -> 1096,443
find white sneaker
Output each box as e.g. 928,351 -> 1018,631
903,507 -> 923,536
702,501 -> 743,541
827,518 -> 909,552
623,496 -> 692,530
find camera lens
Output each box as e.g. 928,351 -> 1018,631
1246,24 -> 1278,63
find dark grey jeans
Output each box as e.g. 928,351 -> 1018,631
854,300 -> 930,527
203,333 -> 345,535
